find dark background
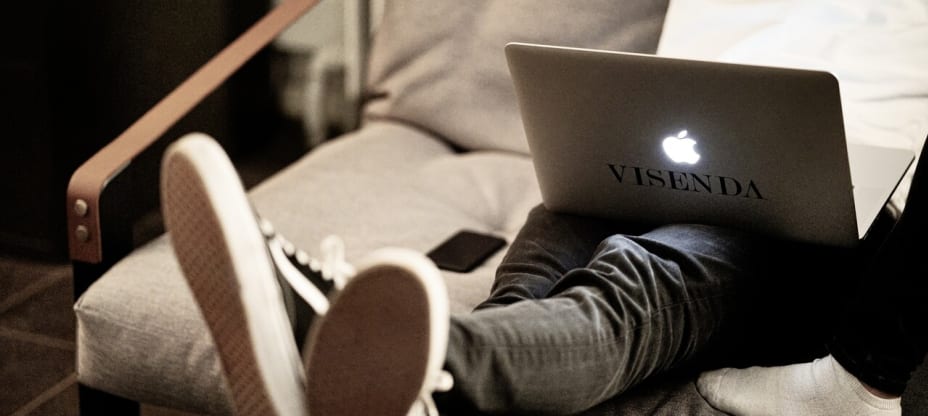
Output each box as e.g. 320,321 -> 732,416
0,3 -> 308,414
0,1 -> 284,260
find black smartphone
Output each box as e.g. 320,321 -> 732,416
426,230 -> 507,273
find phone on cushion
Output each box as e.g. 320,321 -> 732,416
426,230 -> 507,273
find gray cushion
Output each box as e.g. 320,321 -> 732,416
364,0 -> 669,155
75,121 -> 542,413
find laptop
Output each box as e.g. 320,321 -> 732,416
505,42 -> 915,247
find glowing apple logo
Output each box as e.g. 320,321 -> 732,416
662,130 -> 700,165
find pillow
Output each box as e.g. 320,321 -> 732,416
363,0 -> 670,154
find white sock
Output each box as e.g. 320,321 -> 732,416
696,355 -> 901,416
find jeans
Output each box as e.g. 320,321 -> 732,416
440,193 -> 927,414
442,205 -> 789,414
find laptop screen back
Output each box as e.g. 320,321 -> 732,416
506,42 -> 860,247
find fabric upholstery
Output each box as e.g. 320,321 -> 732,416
73,1 -> 928,413
73,1 -> 692,413
75,121 -> 542,413
364,0 -> 669,154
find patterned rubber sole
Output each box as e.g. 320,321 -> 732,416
304,263 -> 433,415
163,135 -> 304,416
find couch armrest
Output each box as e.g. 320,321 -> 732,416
66,0 -> 322,265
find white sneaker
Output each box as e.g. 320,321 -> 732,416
164,132 -> 454,415
303,248 -> 453,416
163,132 -> 347,416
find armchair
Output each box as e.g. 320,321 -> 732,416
70,0 -> 928,415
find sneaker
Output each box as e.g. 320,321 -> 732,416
162,132 -> 347,416
303,247 -> 453,416
259,219 -> 354,345
164,132 -> 455,415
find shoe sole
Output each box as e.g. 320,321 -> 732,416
304,248 -> 449,416
162,133 -> 307,416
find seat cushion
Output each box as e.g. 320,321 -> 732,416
364,0 -> 669,155
75,120 -> 542,414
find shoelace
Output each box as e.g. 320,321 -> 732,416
260,218 -> 355,315
412,371 -> 455,416
319,235 -> 354,290
258,217 -> 455,416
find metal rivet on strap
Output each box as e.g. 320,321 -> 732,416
74,199 -> 89,217
75,225 -> 90,243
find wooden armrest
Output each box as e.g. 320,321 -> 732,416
67,0 -> 321,264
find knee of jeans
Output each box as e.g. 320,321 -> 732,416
599,233 -> 631,247
585,235 -> 665,285
591,233 -> 728,294
646,223 -> 732,240
596,234 -> 648,259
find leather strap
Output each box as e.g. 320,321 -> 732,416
67,0 -> 322,263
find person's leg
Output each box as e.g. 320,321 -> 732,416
477,204 -> 642,309
445,223 -> 774,415
696,145 -> 928,416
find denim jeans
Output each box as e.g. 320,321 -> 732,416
442,205 -> 789,414
437,148 -> 928,414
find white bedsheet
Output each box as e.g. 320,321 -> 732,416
658,0 -> 928,209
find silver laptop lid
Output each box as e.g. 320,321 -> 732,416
506,42 -> 907,247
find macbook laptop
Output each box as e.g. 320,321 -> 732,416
505,42 -> 914,247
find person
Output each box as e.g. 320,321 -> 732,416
160,132 -> 926,416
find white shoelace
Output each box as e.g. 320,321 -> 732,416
261,219 -> 455,415
261,219 -> 355,315
319,235 -> 355,291
411,371 -> 455,416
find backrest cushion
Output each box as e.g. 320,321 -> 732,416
363,1 -> 670,154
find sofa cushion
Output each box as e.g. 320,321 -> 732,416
364,0 -> 670,155
75,121 -> 542,413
